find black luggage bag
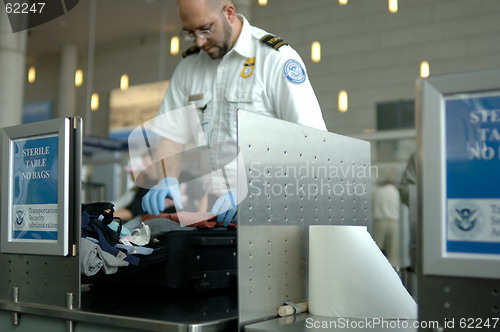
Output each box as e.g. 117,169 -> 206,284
83,229 -> 238,293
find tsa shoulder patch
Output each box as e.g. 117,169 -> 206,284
182,45 -> 200,58
283,59 -> 306,84
260,34 -> 288,51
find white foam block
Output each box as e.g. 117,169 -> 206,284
309,225 -> 417,319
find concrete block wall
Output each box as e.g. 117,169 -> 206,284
24,56 -> 60,115
251,0 -> 500,135
25,33 -> 187,136
73,36 -> 185,136
23,0 -> 500,137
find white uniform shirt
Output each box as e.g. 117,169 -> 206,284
151,15 -> 326,195
372,184 -> 400,221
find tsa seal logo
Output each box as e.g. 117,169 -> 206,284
14,206 -> 27,228
449,201 -> 485,240
283,59 -> 306,84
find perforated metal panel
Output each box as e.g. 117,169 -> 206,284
0,254 -> 79,308
237,110 -> 372,328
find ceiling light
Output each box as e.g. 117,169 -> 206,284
339,90 -> 348,112
311,41 -> 321,63
91,93 -> 99,111
259,0 -> 267,5
28,66 -> 35,83
339,0 -> 347,4
171,36 -> 179,55
75,69 -> 83,87
120,74 -> 129,90
389,0 -> 398,13
420,61 -> 429,78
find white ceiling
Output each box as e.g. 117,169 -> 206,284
26,0 -> 181,60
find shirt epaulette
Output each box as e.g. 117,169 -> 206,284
260,34 -> 288,51
182,46 -> 201,58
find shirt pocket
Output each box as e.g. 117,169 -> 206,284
225,84 -> 264,131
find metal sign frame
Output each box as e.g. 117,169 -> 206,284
417,68 -> 500,279
1,118 -> 77,256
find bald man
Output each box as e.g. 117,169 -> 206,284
142,0 -> 327,225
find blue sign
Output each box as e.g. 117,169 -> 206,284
446,93 -> 500,254
11,135 -> 59,241
22,101 -> 53,124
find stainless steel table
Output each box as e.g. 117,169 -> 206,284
1,283 -> 238,332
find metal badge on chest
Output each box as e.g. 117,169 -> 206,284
240,57 -> 255,79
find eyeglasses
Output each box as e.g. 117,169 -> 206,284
180,7 -> 225,41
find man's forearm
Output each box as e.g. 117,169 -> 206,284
155,138 -> 185,180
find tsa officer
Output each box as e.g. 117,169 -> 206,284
142,0 -> 327,225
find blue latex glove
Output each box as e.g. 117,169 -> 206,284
141,177 -> 183,216
210,190 -> 237,226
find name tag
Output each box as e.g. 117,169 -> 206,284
189,93 -> 204,102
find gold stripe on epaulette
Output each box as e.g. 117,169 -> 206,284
273,41 -> 287,50
182,45 -> 200,58
260,34 -> 288,51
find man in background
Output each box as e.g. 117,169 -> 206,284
372,180 -> 401,269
